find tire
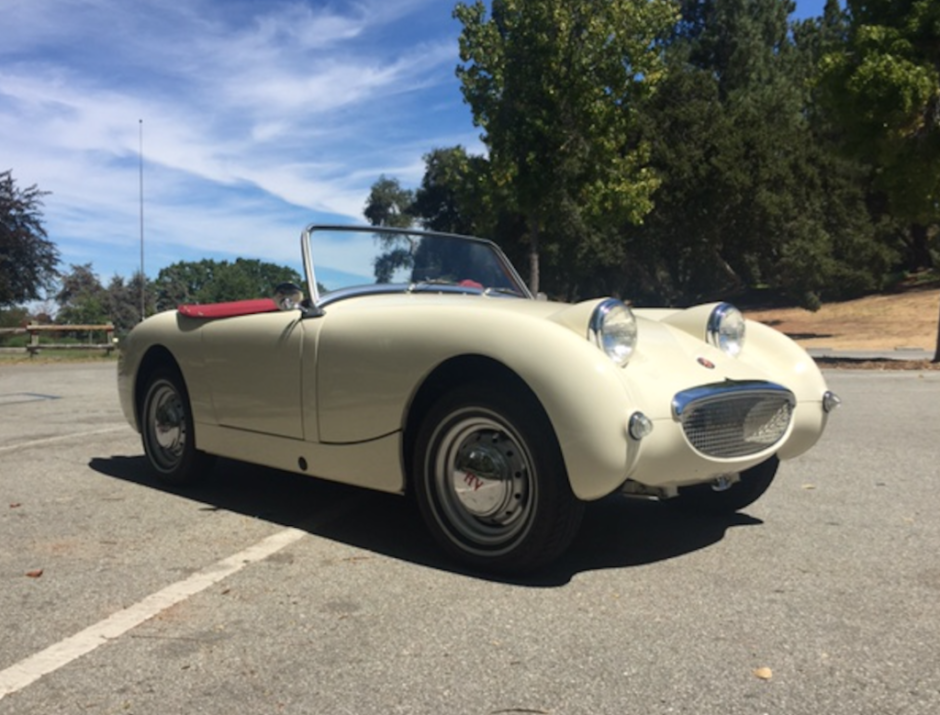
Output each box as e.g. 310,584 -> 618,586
413,383 -> 584,573
140,368 -> 215,485
669,456 -> 779,515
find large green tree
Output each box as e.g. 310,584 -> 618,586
818,0 -> 940,358
106,272 -> 155,335
369,0 -> 917,314
56,264 -> 155,334
0,170 -> 59,307
791,0 -> 898,301
363,176 -> 416,229
820,0 -> 939,246
55,264 -> 107,325
455,0 -> 676,295
153,258 -> 302,312
626,0 -> 892,308
411,147 -> 494,236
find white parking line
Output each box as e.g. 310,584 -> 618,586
0,426 -> 129,454
0,527 -> 307,700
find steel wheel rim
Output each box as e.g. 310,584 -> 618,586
430,410 -> 537,553
145,381 -> 188,472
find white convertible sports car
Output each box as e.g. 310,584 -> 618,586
118,225 -> 839,572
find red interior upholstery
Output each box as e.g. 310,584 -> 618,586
177,298 -> 279,319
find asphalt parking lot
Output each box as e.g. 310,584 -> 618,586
1,362 -> 938,714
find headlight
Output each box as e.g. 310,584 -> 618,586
589,299 -> 637,367
707,303 -> 746,357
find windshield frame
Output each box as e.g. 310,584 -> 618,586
300,224 -> 533,310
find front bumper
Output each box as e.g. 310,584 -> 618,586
624,381 -> 830,490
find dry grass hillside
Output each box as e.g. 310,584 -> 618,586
744,287 -> 939,368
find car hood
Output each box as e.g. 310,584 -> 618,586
324,293 -> 813,405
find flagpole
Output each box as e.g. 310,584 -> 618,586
139,118 -> 145,322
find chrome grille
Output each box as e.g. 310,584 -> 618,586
673,382 -> 795,458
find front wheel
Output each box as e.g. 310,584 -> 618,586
668,456 -> 780,515
140,368 -> 215,485
413,384 -> 584,573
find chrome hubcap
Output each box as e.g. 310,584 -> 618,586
147,382 -> 187,470
432,412 -> 535,551
452,433 -> 526,519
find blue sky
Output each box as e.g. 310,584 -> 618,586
2,0 -> 832,285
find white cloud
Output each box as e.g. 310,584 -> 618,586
1,0 -> 479,280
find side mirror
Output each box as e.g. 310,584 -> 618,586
273,282 -> 305,311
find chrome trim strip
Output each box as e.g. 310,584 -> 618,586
672,380 -> 795,419
316,283 -> 501,308
320,284 -> 410,306
301,224 -> 318,306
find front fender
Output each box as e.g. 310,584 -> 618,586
314,299 -> 637,501
117,311 -> 212,432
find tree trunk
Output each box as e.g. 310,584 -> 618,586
907,223 -> 934,271
528,222 -> 540,296
934,297 -> 940,363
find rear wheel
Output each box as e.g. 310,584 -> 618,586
140,368 -> 215,485
413,384 -> 583,573
669,456 -> 779,515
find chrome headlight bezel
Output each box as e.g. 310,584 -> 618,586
588,299 -> 638,367
706,302 -> 746,357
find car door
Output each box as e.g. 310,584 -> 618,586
200,311 -> 306,438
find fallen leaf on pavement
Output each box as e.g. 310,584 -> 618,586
753,667 -> 773,680
26,569 -> 44,578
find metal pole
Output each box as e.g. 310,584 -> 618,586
139,118 -> 145,322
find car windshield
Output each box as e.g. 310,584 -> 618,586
302,226 -> 531,306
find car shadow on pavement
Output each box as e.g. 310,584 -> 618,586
89,454 -> 762,587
